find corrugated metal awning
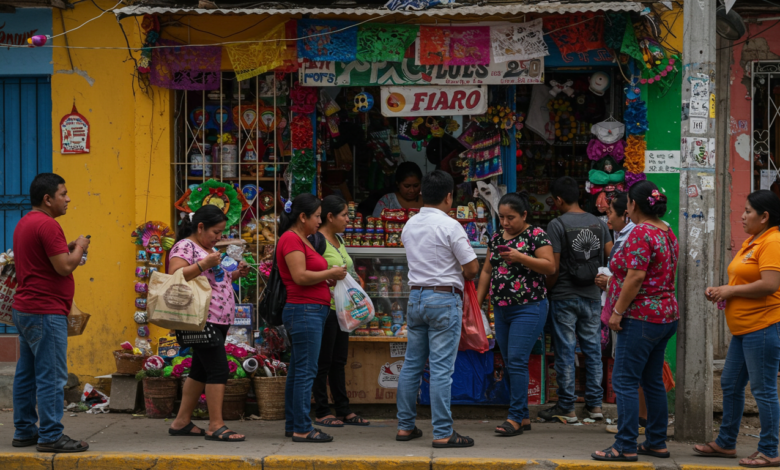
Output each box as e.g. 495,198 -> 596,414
114,2 -> 645,19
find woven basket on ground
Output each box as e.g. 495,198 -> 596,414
253,375 -> 286,420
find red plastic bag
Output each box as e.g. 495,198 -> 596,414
459,281 -> 489,353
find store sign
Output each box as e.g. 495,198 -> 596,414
299,58 -> 543,87
381,86 -> 487,117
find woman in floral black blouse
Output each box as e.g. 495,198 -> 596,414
477,192 -> 555,437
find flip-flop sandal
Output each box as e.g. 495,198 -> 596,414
36,435 -> 89,453
342,415 -> 370,426
396,427 -> 423,441
495,420 -> 523,437
741,452 -> 780,468
286,427 -> 320,438
432,431 -> 474,448
291,429 -> 333,443
204,425 -> 245,442
315,417 -> 344,428
523,423 -> 532,431
693,442 -> 738,458
168,422 -> 205,437
639,443 -> 671,459
591,447 -> 638,462
12,434 -> 38,447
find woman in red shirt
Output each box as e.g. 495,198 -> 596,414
277,193 -> 347,443
592,181 -> 679,462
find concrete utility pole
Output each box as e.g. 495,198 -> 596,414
675,0 -> 717,442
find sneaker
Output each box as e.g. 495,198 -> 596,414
585,405 -> 604,420
538,405 -> 578,423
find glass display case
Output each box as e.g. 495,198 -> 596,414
346,247 -> 487,342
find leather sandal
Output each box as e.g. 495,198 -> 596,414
12,434 -> 38,447
36,434 -> 89,453
638,443 -> 671,458
291,429 -> 333,443
396,427 -> 423,441
168,422 -> 205,437
741,452 -> 780,468
315,417 -> 344,428
204,425 -> 245,442
342,415 -> 370,426
432,431 -> 474,448
693,442 -> 738,458
591,447 -> 638,462
495,420 -> 523,437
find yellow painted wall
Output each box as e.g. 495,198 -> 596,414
52,1 -> 174,384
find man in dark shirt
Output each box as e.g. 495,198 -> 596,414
539,177 -> 613,424
11,173 -> 90,453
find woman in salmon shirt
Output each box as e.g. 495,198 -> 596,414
276,193 -> 347,443
695,190 -> 780,467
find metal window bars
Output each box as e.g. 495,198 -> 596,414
751,61 -> 780,192
173,72 -> 288,329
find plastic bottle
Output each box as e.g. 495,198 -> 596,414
79,235 -> 91,266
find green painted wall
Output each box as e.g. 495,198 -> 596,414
642,76 -> 682,407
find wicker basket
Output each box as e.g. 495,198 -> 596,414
253,375 -> 286,420
113,350 -> 144,375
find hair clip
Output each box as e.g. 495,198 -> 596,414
284,200 -> 292,214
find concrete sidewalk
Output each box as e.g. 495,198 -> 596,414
0,411 -> 762,469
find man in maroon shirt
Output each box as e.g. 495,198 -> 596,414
11,173 -> 90,453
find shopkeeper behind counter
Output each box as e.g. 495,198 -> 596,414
372,162 -> 424,218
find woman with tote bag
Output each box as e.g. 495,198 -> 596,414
166,205 -> 250,442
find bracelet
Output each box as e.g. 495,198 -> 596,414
613,307 -> 625,316
196,262 -> 204,272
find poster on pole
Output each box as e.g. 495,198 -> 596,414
380,86 -> 487,117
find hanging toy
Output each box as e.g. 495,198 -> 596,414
27,35 -> 48,48
353,92 -> 374,113
589,72 -> 611,96
549,80 -> 575,97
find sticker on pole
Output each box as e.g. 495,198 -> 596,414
381,86 -> 487,117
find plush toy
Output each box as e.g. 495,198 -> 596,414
549,80 -> 574,97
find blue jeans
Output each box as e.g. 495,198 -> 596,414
283,303 -> 329,434
716,323 -> 780,458
613,318 -> 677,454
494,300 -> 548,423
397,290 -> 462,440
12,309 -> 69,444
549,298 -> 603,411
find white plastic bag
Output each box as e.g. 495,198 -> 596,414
333,275 -> 375,332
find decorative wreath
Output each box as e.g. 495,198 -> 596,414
623,135 -> 647,174
185,180 -> 244,228
551,99 -> 577,142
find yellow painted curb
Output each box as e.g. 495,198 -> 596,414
433,457 -> 535,469
680,465 -> 743,470
53,452 -> 262,470
0,453 -> 53,470
264,454 -> 430,470
551,459 -> 655,470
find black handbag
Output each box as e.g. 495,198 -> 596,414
175,322 -> 222,348
259,251 -> 286,327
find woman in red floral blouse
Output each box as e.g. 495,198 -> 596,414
592,181 -> 679,462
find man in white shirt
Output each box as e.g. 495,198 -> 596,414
395,170 -> 479,448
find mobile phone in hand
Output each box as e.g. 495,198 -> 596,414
497,245 -> 510,253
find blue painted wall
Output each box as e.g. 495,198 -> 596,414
0,9 -> 53,76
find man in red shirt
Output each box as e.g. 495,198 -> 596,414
11,173 -> 90,453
